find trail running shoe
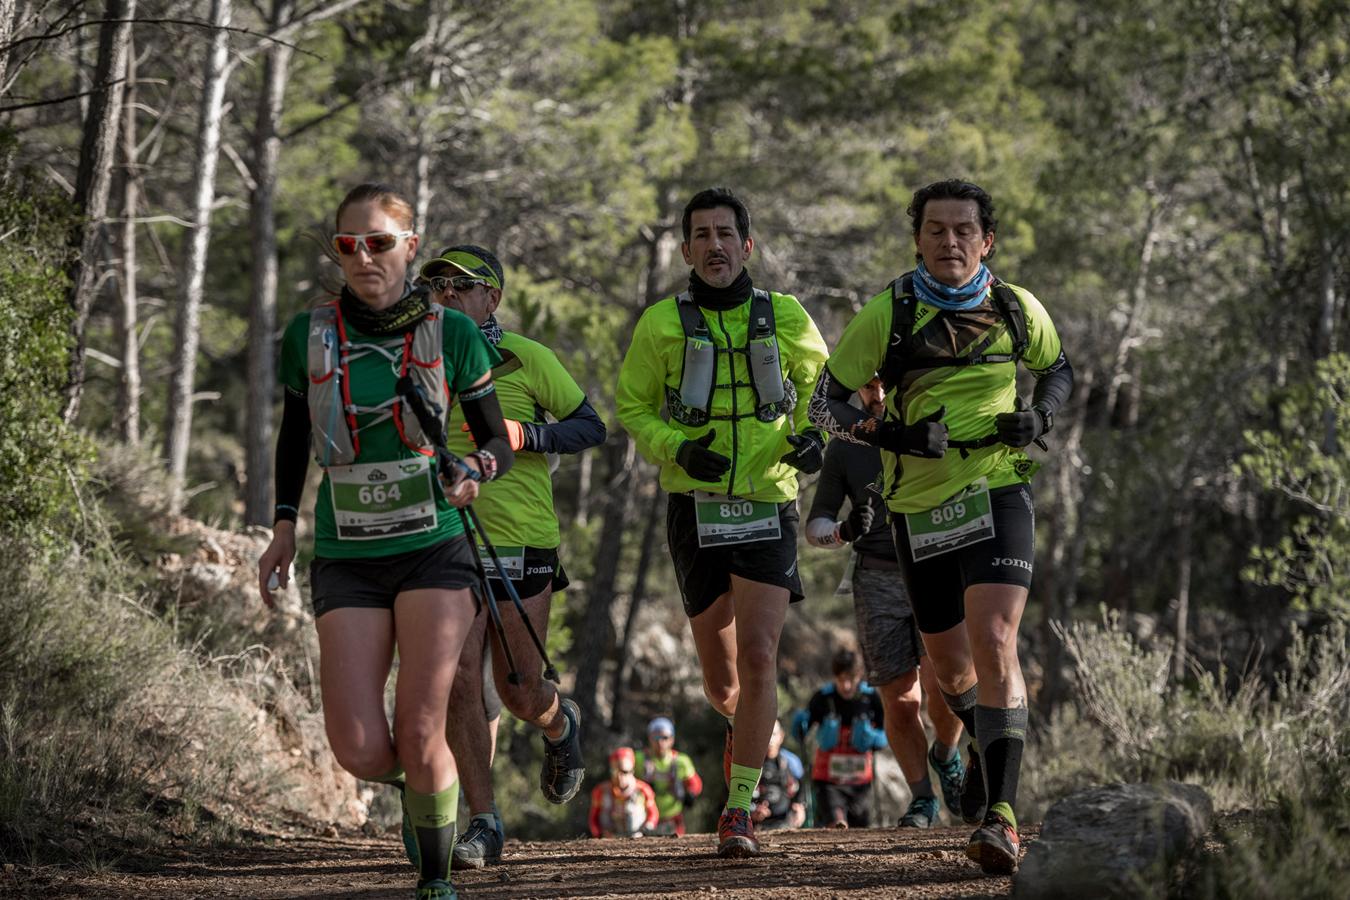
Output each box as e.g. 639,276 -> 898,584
398,783 -> 419,870
965,810 -> 1020,875
540,698 -> 585,803
722,721 -> 734,786
929,742 -> 965,817
415,878 -> 458,899
960,750 -> 987,825
450,817 -> 503,870
717,807 -> 759,858
898,794 -> 940,828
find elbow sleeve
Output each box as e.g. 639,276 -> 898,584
274,387 -> 311,523
529,397 -> 607,455
1031,351 -> 1074,417
459,381 -> 515,481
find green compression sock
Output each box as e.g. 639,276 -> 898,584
405,780 -> 458,884
371,764 -> 406,785
989,801 -> 1017,829
727,763 -> 761,813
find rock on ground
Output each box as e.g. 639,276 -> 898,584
1013,781 -> 1212,899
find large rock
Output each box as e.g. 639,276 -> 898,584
1013,781 -> 1213,899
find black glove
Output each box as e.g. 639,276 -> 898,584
675,429 -> 731,482
837,498 -> 876,542
995,398 -> 1048,448
875,406 -> 948,458
779,429 -> 825,474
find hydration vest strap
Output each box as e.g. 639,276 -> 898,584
882,275 -> 1029,390
306,302 -> 447,466
675,290 -> 786,416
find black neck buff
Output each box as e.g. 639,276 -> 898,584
688,268 -> 754,311
339,282 -> 431,336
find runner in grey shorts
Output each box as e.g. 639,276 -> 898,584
804,377 -> 967,828
852,566 -> 924,683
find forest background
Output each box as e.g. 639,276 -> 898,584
1,0 -> 1347,894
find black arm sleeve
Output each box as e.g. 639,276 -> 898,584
459,381 -> 515,480
527,397 -> 607,455
808,365 -> 878,445
274,386 -> 311,523
1030,350 -> 1074,418
806,441 -> 848,522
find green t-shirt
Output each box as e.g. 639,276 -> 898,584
443,331 -> 586,549
279,305 -> 500,559
826,282 -> 1063,514
634,750 -> 698,820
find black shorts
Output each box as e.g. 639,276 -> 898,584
667,493 -> 804,619
814,781 -> 871,828
892,483 -> 1035,635
483,546 -> 570,605
309,537 -> 479,618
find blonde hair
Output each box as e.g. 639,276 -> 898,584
334,182 -> 414,231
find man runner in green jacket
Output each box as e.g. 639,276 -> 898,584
616,187 -> 829,857
421,245 -> 607,870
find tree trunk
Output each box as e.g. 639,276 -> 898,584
573,449 -> 592,526
116,34 -> 140,445
163,0 -> 233,511
572,435 -> 636,729
1172,504 -> 1193,682
0,0 -> 17,96
609,472 -> 664,725
244,0 -> 295,525
63,0 -> 135,424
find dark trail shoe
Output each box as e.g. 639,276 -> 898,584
450,817 -> 503,870
716,807 -> 759,858
540,698 -> 585,804
929,742 -> 965,817
965,810 -> 1020,875
415,878 -> 458,899
898,794 -> 940,828
960,750 -> 987,825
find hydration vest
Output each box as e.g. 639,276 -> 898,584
667,289 -> 794,426
305,301 -> 449,467
642,754 -> 686,806
878,272 -> 1029,392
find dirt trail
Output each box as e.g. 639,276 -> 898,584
4,824 -> 1033,899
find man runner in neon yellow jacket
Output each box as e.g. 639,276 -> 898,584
616,186 -> 829,858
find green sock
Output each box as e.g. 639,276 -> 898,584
371,764 -> 406,786
989,800 -> 1017,829
726,763 -> 761,813
405,781 -> 458,884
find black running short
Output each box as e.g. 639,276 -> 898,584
814,781 -> 871,828
892,483 -> 1035,635
483,545 -> 570,604
666,493 -> 804,619
309,536 -> 479,618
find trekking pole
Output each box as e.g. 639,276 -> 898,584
394,376 -> 521,683
395,376 -> 560,685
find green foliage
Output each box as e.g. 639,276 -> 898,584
1239,355 -> 1350,618
0,504 -> 263,863
0,142 -> 89,531
1029,613 -> 1350,895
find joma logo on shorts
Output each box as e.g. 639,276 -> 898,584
991,557 -> 1032,572
526,566 -> 552,575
